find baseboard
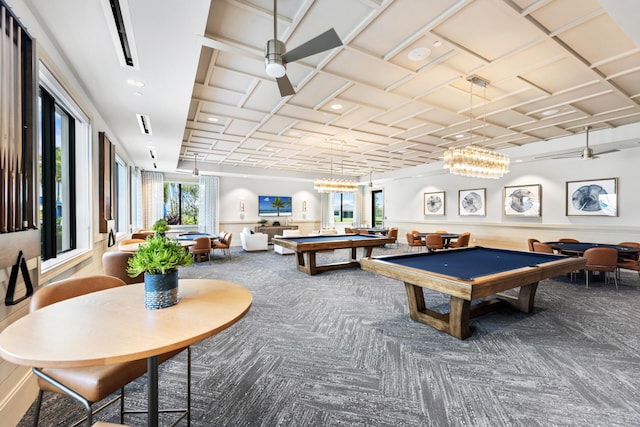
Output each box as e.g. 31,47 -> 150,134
0,367 -> 38,426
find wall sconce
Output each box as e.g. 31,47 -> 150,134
239,199 -> 245,213
302,200 -> 307,212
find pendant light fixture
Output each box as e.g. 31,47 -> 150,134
192,153 -> 199,177
314,140 -> 358,193
443,75 -> 510,179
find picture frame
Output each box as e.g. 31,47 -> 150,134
503,184 -> 541,217
566,177 -> 617,216
459,188 -> 486,216
424,191 -> 445,216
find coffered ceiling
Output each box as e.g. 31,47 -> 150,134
184,0 -> 640,177
14,0 -> 640,179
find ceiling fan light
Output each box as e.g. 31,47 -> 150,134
265,62 -> 286,78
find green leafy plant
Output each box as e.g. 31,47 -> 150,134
127,235 -> 193,276
257,219 -> 268,225
151,219 -> 170,234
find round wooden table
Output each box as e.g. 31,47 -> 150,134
119,240 -> 195,253
0,279 -> 252,426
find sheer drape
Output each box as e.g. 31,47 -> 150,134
198,175 -> 219,234
141,171 -> 163,228
320,193 -> 333,229
353,187 -> 364,227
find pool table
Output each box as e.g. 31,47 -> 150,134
272,234 -> 395,275
360,246 -> 586,339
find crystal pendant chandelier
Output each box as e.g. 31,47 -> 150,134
443,76 -> 510,179
314,141 -> 358,193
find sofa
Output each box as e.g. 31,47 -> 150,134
240,228 -> 269,252
274,229 -> 300,255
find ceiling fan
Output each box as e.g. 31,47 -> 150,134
535,126 -> 619,160
264,0 -> 343,97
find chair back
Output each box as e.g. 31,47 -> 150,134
434,230 -> 448,234
193,236 -> 212,250
454,232 -> 471,248
119,238 -> 146,248
406,232 -> 421,246
131,232 -> 154,240
425,234 -> 443,251
103,251 -> 143,285
387,227 -> 398,241
584,247 -> 618,272
558,238 -> 579,243
527,238 -> 540,251
532,242 -> 554,253
30,275 -> 126,312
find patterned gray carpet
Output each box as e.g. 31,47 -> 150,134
18,245 -> 640,427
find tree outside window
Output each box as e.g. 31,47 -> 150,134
164,183 -> 199,225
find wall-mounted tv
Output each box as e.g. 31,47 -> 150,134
258,195 -> 292,216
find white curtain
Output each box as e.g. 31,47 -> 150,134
198,175 -> 219,234
131,167 -> 143,231
353,187 -> 364,227
141,171 -> 164,228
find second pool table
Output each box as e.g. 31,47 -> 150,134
360,246 -> 586,339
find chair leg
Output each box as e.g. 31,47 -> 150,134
585,270 -> 589,288
32,390 -> 44,427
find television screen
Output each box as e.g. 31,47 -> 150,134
258,195 -> 292,216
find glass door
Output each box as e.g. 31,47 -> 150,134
372,190 -> 384,226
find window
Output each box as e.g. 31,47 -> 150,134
115,156 -> 128,233
39,65 -> 91,266
333,192 -> 354,223
163,182 -> 199,225
372,190 -> 384,226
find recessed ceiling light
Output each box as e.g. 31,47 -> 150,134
289,130 -> 300,136
134,92 -> 143,96
126,79 -> 145,88
515,159 -> 523,163
208,117 -> 219,122
433,41 -> 442,48
330,104 -> 343,110
456,134 -> 465,139
408,47 -> 431,61
541,108 -> 559,116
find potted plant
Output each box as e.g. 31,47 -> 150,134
127,234 -> 194,309
151,218 -> 170,236
257,219 -> 268,226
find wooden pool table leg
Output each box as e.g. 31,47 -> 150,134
403,283 -> 471,340
496,282 -> 539,313
295,251 -> 316,275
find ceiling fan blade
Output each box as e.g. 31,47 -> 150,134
281,28 -> 342,64
596,149 -> 620,156
276,74 -> 295,97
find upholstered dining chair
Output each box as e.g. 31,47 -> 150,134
583,247 -> 618,290
532,242 -> 554,253
616,241 -> 640,280
434,230 -> 448,234
527,238 -> 540,252
386,227 -> 399,248
190,236 -> 212,262
425,234 -> 444,252
558,238 -> 580,243
29,275 -> 190,427
131,231 -> 154,240
213,232 -> 232,256
102,251 -> 143,284
448,232 -> 471,248
406,230 -> 423,252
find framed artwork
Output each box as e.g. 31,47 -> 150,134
459,188 -> 486,216
503,184 -> 541,217
424,191 -> 445,215
566,177 -> 617,216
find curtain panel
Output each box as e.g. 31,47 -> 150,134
141,171 -> 163,228
198,175 -> 219,234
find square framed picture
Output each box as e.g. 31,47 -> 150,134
566,177 -> 617,216
424,191 -> 445,215
503,184 -> 541,217
459,188 -> 486,216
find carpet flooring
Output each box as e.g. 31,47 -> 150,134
17,245 -> 640,427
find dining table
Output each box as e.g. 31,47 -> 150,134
0,279 -> 252,427
546,241 -> 640,258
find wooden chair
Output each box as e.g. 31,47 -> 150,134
449,232 -> 470,248
406,230 -> 423,252
583,247 -> 618,290
102,251 -> 143,284
527,238 -> 540,252
29,276 -> 190,427
190,236 -> 212,262
131,232 -> 154,240
425,234 -> 444,252
532,242 -> 554,253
